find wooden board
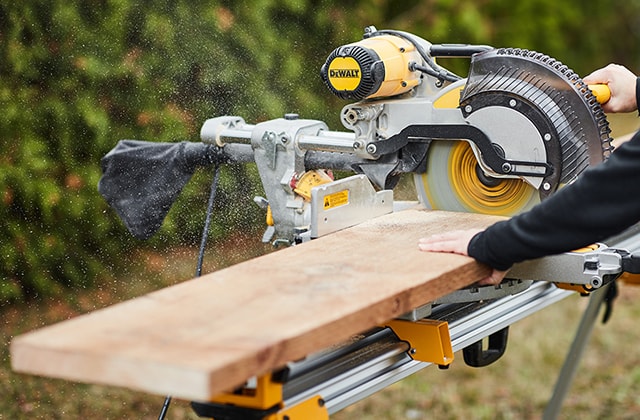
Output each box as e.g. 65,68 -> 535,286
11,209 -> 504,402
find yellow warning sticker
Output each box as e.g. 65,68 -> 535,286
323,190 -> 349,209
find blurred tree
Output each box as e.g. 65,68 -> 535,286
1,0 -> 639,302
346,0 -> 640,74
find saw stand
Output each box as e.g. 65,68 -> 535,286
544,284 -> 613,419
544,223 -> 640,418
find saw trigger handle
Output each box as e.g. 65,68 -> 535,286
462,327 -> 509,368
588,84 -> 611,104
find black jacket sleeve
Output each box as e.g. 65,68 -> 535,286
468,130 -> 640,271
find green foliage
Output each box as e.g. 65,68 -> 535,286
0,0 -> 352,302
1,0 -> 639,303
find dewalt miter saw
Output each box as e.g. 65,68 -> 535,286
99,26 -> 613,246
318,26 -> 613,216
202,25 -> 615,245
98,27 -> 633,419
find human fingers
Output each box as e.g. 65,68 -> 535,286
418,238 -> 467,254
583,64 -> 637,113
418,229 -> 481,255
582,65 -> 614,85
476,269 -> 509,286
418,231 -> 463,245
582,63 -> 629,84
418,229 -> 482,244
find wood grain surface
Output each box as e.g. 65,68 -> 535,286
11,209 -> 504,401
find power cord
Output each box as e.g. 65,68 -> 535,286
158,164 -> 222,420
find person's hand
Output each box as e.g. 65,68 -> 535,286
583,64 -> 637,113
418,229 -> 508,285
418,229 -> 480,255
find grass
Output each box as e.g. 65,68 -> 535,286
1,235 -> 273,420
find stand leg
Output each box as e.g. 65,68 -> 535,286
543,284 -> 610,420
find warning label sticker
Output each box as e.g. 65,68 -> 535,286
323,190 -> 349,210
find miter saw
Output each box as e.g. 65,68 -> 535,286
98,26 -> 634,419
100,26 -> 613,246
202,27 -> 615,245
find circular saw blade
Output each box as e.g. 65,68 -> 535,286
416,47 -> 614,216
416,141 -> 540,216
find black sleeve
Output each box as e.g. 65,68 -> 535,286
468,130 -> 640,271
636,76 -> 640,116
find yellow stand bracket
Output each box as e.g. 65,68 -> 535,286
210,375 -> 328,419
385,319 -> 454,366
554,282 -> 595,295
267,395 -> 329,420
619,272 -> 640,285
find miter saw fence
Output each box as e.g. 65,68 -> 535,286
98,26 -> 613,246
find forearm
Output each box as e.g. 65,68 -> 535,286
468,131 -> 640,270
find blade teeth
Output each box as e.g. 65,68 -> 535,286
461,47 -> 614,189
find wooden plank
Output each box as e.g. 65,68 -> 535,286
11,209 -> 504,402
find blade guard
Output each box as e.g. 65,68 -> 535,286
460,48 -> 614,188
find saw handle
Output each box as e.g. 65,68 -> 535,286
588,84 -> 611,104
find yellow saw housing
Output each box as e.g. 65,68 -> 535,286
319,31 -> 613,218
321,35 -> 422,100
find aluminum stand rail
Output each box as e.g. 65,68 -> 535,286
278,281 -> 572,415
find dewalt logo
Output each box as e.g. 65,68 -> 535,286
329,69 -> 360,78
327,57 -> 361,91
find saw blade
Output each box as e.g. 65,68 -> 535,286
416,48 -> 614,216
416,140 -> 540,216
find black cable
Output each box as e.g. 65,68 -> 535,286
158,163 -> 222,420
196,164 -> 222,277
373,29 -> 462,82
